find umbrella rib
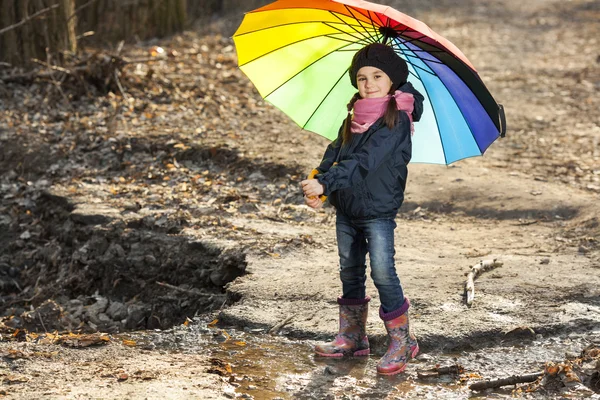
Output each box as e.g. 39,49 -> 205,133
398,41 -> 491,148
389,39 -> 446,66
400,38 -> 482,162
397,34 -> 429,46
328,10 -> 374,43
235,20 -> 369,37
412,65 -> 448,165
388,45 -> 438,77
385,26 -> 446,56
341,6 -> 378,43
390,22 -> 415,33
401,47 -> 447,55
393,48 -> 447,66
324,34 -> 375,47
237,25 -> 372,68
405,54 -> 446,65
406,62 -> 437,77
370,10 -> 386,28
349,6 -> 386,36
396,33 -> 449,53
419,64 -> 484,155
322,21 -> 378,44
390,36 -> 447,164
345,4 -> 375,22
365,10 -> 379,34
345,5 -> 377,30
302,63 -> 352,131
261,41 -> 358,98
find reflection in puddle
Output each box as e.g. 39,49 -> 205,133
137,320 -> 598,399
203,331 -> 466,399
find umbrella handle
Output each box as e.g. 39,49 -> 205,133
498,104 -> 507,137
307,168 -> 327,203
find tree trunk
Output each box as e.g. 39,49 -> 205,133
0,0 -> 77,66
76,0 -> 187,43
187,0 -> 222,19
60,0 -> 77,53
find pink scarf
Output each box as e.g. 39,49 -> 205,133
351,90 -> 415,134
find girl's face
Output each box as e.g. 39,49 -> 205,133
356,66 -> 393,99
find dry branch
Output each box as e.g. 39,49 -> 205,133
269,315 -> 295,335
469,372 -> 543,391
0,52 -> 159,85
31,58 -> 72,74
417,363 -> 464,378
0,4 -> 60,36
67,0 -> 100,24
464,258 -> 503,306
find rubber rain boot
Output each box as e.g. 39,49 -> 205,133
377,298 -> 419,375
315,296 -> 371,357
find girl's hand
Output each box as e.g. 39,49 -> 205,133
301,179 -> 325,198
304,195 -> 323,209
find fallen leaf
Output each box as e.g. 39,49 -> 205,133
207,358 -> 232,376
59,333 -> 110,348
207,319 -> 219,328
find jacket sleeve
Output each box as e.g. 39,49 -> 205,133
411,90 -> 425,122
398,82 -> 425,122
315,125 -> 343,174
316,116 -> 411,196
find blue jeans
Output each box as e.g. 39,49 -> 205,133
336,214 -> 405,313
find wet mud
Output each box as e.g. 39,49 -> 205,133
119,318 -> 600,399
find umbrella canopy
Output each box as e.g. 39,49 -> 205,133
233,0 -> 506,165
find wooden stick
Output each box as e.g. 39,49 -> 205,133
417,363 -> 464,378
469,372 -> 543,391
31,58 -> 72,74
0,4 -> 60,36
114,70 -> 129,99
465,258 -> 503,306
269,315 -> 294,335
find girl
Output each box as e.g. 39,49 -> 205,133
301,43 -> 424,375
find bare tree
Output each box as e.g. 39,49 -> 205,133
76,0 -> 187,43
0,0 -> 271,68
0,0 -> 77,66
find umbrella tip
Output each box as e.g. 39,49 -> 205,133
379,27 -> 399,44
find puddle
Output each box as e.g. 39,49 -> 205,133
123,320 -> 599,399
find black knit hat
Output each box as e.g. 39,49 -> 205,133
349,43 -> 408,90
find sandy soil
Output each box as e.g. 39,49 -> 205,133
1,0 -> 599,398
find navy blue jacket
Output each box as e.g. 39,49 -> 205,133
315,82 -> 424,220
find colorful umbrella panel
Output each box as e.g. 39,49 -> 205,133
234,0 -> 505,164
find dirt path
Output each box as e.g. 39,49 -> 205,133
222,161 -> 600,347
219,0 -> 600,355
1,0 -> 599,398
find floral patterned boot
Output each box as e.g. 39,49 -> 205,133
377,298 -> 419,375
315,296 -> 371,357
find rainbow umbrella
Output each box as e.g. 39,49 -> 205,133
233,0 -> 506,165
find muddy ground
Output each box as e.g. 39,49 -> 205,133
1,0 -> 600,398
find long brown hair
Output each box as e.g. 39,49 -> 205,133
342,89 -> 399,144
